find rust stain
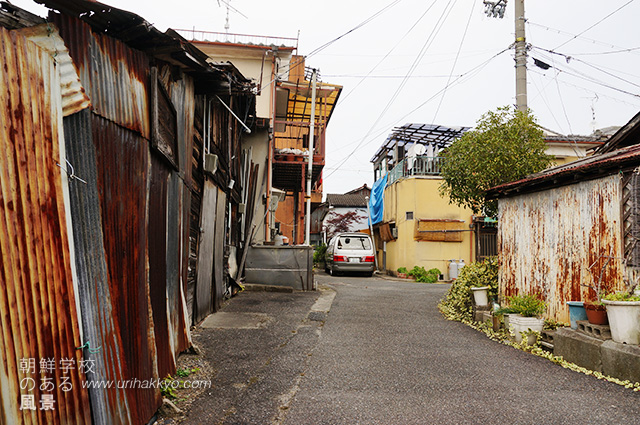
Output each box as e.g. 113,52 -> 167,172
498,175 -> 625,323
0,27 -> 91,425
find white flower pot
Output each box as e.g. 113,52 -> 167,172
471,286 -> 490,307
504,313 -> 521,334
510,315 -> 544,344
602,300 -> 640,345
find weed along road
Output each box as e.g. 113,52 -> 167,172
178,274 -> 640,425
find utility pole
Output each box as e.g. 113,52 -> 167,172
305,68 -> 317,245
483,0 -> 528,112
514,0 -> 527,112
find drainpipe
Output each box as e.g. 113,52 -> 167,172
304,68 -> 317,245
365,196 -> 379,271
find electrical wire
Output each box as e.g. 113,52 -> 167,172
551,0 -> 636,51
325,0 -> 460,180
257,0 -> 401,95
336,0 -> 440,106
432,0 -> 475,122
532,46 -> 640,90
527,21 -> 640,56
323,47 -> 511,181
529,68 -> 640,108
529,72 -> 567,134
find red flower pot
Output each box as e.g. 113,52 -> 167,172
584,302 -> 609,325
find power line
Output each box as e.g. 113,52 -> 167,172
552,0 -> 636,51
336,0 -> 440,106
527,21 -> 640,56
532,46 -> 640,90
433,0 -> 475,122
325,0 -> 460,180
259,0 -> 402,95
529,68 -> 640,108
324,47 -> 511,181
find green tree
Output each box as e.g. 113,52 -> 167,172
439,106 -> 552,216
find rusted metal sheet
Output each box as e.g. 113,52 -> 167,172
498,174 -> 625,323
195,180 -> 217,323
149,153 -> 174,380
52,14 -> 150,139
91,114 -> 162,421
167,173 -> 191,355
17,23 -> 91,116
63,110 -> 132,425
214,188 -> 227,311
0,27 -> 91,425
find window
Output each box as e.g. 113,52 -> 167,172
337,236 -> 372,250
406,211 -> 414,220
414,219 -> 465,242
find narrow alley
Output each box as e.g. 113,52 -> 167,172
173,275 -> 640,425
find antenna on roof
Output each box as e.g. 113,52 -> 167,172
216,0 -> 249,36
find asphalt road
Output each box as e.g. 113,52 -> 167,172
180,273 -> 640,425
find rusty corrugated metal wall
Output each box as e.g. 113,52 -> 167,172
91,115 -> 162,421
0,27 -> 91,425
52,13 -> 150,139
63,110 -> 132,425
498,174 -> 625,323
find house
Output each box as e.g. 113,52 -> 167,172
543,129 -> 611,166
311,184 -> 371,245
486,111 -> 640,324
369,123 -> 479,278
181,31 -> 343,245
0,1 -> 259,424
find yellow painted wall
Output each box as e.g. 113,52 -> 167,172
382,177 -> 475,278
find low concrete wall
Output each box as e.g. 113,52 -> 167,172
245,245 -> 314,291
554,328 -> 640,383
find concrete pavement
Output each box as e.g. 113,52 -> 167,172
168,273 -> 640,424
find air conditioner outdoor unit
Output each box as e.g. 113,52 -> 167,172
204,153 -> 218,175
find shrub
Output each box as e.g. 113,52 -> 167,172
313,243 -> 327,265
408,266 -> 441,283
397,267 -> 408,274
506,294 -> 546,317
438,257 -> 498,321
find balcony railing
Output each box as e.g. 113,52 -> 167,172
388,156 -> 444,185
174,29 -> 298,48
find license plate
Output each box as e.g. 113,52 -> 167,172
348,257 -> 360,263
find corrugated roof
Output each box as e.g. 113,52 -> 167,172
371,123 -> 470,164
487,143 -> 640,199
326,193 -> 368,207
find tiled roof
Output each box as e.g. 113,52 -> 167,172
326,193 -> 368,207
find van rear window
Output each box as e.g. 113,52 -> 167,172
337,236 -> 371,250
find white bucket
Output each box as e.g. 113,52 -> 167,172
603,300 -> 640,345
511,315 -> 544,343
471,286 -> 490,307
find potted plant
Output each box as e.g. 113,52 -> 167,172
470,284 -> 490,307
582,253 -> 612,325
566,301 -> 587,330
505,294 -> 546,344
602,277 -> 640,344
397,267 -> 409,279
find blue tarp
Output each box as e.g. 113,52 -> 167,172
369,174 -> 387,225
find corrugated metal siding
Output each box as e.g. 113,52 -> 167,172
195,180 -> 217,323
149,153 -> 174,379
92,114 -> 162,421
52,14 -> 150,139
0,28 -> 91,425
63,110 -> 132,425
498,174 -> 625,323
16,23 -> 91,117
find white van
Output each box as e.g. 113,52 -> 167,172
325,233 -> 375,277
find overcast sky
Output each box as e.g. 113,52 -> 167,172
12,0 -> 640,195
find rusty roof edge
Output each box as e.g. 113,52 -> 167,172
486,144 -> 640,200
596,110 -> 640,154
37,0 -> 253,90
